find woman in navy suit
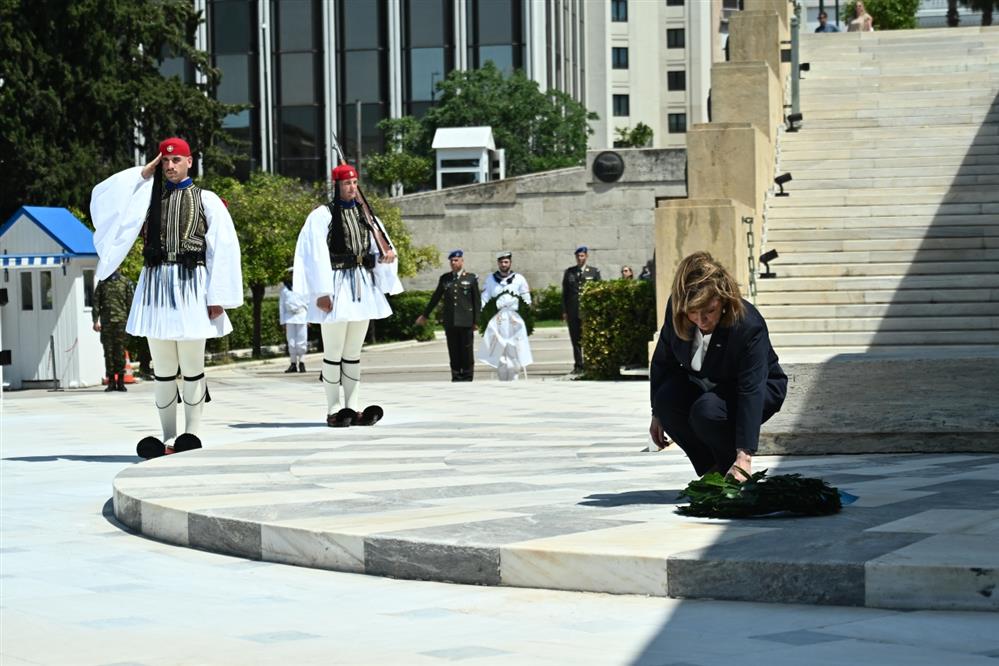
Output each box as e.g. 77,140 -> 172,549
649,252 -> 787,480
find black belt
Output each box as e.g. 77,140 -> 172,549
145,250 -> 206,269
330,253 -> 375,270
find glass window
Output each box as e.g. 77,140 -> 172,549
611,0 -> 628,22
20,272 -> 33,311
280,52 -> 316,105
476,0 -> 514,45
83,269 -> 95,308
666,0 -> 685,6
668,113 -> 687,133
212,0 -> 253,54
613,94 -> 630,117
478,45 -> 514,74
667,28 -> 685,49
406,0 -> 446,47
343,50 -> 383,103
40,270 -> 53,310
280,159 -> 323,182
279,0 -> 314,50
279,106 -> 319,159
612,47 -> 628,70
215,54 -> 251,104
667,70 -> 686,91
408,48 -> 445,102
342,0 -> 382,50
340,102 -> 386,162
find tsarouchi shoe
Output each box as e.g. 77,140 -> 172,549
284,363 -> 298,373
136,436 -> 166,460
353,405 -> 384,426
327,408 -> 356,428
173,433 -> 203,453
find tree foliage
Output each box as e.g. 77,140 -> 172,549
579,279 -> 657,379
0,0 -> 240,220
845,0 -> 921,29
366,117 -> 434,193
365,63 -> 598,190
614,122 -> 654,148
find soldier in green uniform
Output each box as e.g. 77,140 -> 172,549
416,250 -> 481,382
91,269 -> 135,392
562,246 -> 602,373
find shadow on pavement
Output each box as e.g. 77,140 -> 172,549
4,454 -> 140,463
579,490 -> 682,507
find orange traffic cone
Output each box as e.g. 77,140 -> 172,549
123,351 -> 136,384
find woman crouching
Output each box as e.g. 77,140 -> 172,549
649,252 -> 787,480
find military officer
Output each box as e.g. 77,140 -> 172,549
562,245 -> 602,373
92,269 -> 135,392
416,250 -> 480,382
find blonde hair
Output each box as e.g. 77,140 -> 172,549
670,252 -> 745,341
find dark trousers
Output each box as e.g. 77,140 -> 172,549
567,315 -> 584,369
100,325 -> 128,379
445,326 -> 475,381
653,374 -> 784,476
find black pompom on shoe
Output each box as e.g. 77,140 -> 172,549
173,433 -> 203,453
136,436 -> 165,460
354,405 -> 384,426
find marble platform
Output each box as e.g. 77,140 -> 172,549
111,373 -> 999,612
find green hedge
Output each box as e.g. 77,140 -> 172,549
531,284 -> 563,320
371,290 -> 436,342
579,279 -> 657,379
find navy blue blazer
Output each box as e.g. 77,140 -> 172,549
650,298 -> 787,452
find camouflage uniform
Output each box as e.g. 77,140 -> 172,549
92,272 -> 135,390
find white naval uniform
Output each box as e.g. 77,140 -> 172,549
477,271 -> 534,380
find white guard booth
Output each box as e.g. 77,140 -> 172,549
0,206 -> 103,390
432,126 -> 506,190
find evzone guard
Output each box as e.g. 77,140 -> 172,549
90,137 -> 244,459
293,163 -> 402,427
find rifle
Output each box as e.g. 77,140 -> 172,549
330,129 -> 393,254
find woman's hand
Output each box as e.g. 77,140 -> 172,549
649,416 -> 669,450
141,153 -> 162,179
317,295 -> 333,313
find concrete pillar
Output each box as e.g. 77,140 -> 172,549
710,61 -> 782,167
653,198 -> 755,329
686,123 -> 769,234
728,11 -> 783,84
744,0 -> 790,40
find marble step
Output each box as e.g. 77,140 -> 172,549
799,91 -> 997,109
765,213 -> 999,228
801,114 -> 999,130
768,329 -> 999,347
771,248 -> 999,264
775,260 -> 999,278
767,202 -> 999,217
779,155 -> 999,172
755,273 -> 999,292
758,301 -> 999,319
766,225 -> 998,241
783,164 -> 999,180
770,344 -> 999,362
770,175 -> 999,190
782,125 -> 998,140
768,237 -> 999,252
781,145 -> 999,161
765,316 -> 998,333
768,188 -> 999,207
799,75 -> 999,92
755,287 -> 994,305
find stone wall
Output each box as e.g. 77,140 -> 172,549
393,149 -> 687,290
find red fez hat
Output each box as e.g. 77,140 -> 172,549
159,137 -> 192,157
331,164 -> 359,181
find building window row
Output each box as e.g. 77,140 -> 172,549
667,28 -> 685,49
667,70 -> 686,91
668,112 -> 687,133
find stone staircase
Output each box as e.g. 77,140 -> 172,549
758,27 -> 999,358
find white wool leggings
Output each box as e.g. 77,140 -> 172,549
320,320 -> 369,414
148,338 -> 208,442
285,323 -> 308,362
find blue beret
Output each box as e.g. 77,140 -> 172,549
575,246 -> 589,254
448,250 -> 463,259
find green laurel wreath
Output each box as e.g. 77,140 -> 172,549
478,291 -> 535,336
677,469 -> 842,518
